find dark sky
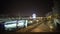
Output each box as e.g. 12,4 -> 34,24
0,0 -> 53,17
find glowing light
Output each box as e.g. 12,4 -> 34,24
30,21 -> 33,23
36,20 -> 39,22
18,20 -> 25,27
5,21 -> 17,24
18,20 -> 25,23
50,25 -> 53,32
32,13 -> 36,19
4,20 -> 25,30
25,20 -> 28,28
5,24 -> 16,28
50,26 -> 53,29
29,16 -> 32,19
17,23 -> 24,26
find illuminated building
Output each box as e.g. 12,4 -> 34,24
32,13 -> 36,19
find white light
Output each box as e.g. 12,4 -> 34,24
17,20 -> 25,27
18,20 -> 25,23
5,20 -> 25,29
17,23 -> 24,27
5,21 -> 17,24
32,13 -> 36,19
5,24 -> 16,28
25,20 -> 28,28
50,26 -> 53,29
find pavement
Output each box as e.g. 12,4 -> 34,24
16,22 -> 42,32
31,23 -> 50,32
17,22 -> 53,32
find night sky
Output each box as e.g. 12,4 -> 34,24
0,0 -> 53,17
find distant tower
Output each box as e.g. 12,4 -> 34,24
32,13 -> 36,20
